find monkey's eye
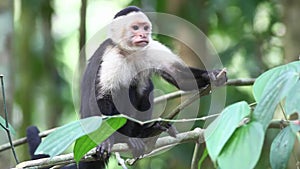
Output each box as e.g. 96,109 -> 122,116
132,25 -> 139,30
144,25 -> 149,31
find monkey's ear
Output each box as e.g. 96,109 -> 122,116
208,68 -> 227,87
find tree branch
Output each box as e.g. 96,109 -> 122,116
0,128 -> 56,152
191,142 -> 201,169
226,78 -> 255,86
12,118 -> 289,168
2,77 -> 257,167
14,128 -> 204,169
154,78 -> 255,105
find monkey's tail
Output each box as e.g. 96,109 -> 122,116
26,126 -> 50,160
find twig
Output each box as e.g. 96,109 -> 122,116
226,78 -> 255,86
154,90 -> 192,104
115,152 -> 128,169
154,78 -> 255,105
191,142 -> 201,169
166,88 -> 210,120
268,119 -> 289,128
0,75 -> 19,164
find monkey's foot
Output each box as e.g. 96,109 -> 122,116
128,137 -> 146,158
94,136 -> 115,161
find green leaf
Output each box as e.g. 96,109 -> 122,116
253,71 -> 299,131
73,117 -> 127,162
35,116 -> 102,157
290,122 -> 300,134
253,61 -> 300,102
270,126 -> 296,169
217,122 -> 264,169
205,101 -> 250,163
284,81 -> 300,116
0,116 -> 16,135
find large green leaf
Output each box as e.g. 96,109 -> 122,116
270,126 -> 296,169
284,80 -> 300,116
0,116 -> 16,135
217,122 -> 264,169
253,61 -> 300,102
205,101 -> 250,163
35,116 -> 102,157
73,117 -> 127,162
253,71 -> 299,131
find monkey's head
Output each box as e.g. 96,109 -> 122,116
108,6 -> 152,52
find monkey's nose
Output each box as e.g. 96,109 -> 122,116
138,33 -> 147,38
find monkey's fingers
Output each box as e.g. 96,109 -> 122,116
216,68 -> 227,79
210,68 -> 227,86
167,125 -> 178,138
95,136 -> 114,161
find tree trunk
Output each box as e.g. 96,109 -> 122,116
282,0 -> 300,62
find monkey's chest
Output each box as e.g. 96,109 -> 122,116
98,55 -> 152,93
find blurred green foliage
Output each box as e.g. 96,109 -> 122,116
0,0 -> 299,168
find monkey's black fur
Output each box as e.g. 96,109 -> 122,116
27,126 -> 50,160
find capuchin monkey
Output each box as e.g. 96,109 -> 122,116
27,6 -> 227,169
79,5 -> 227,168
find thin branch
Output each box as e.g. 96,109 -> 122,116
268,119 -> 289,128
191,142 -> 201,169
0,128 -> 56,152
279,102 -> 288,120
115,152 -> 128,169
154,90 -> 191,104
226,78 -> 255,86
154,78 -> 255,105
1,75 -> 19,163
166,87 -> 210,120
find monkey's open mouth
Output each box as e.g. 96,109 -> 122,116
135,40 -> 149,46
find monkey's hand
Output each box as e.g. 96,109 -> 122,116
208,68 -> 227,87
141,122 -> 178,138
94,136 -> 115,162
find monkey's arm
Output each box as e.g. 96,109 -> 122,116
160,64 -> 227,91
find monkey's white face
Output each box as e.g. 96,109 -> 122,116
129,21 -> 151,47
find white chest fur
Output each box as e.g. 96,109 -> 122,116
98,40 -> 183,93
